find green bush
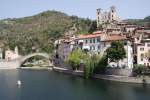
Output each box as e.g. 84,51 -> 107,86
94,55 -> 108,74
84,58 -> 95,79
66,49 -> 89,70
133,64 -> 145,75
23,64 -> 34,67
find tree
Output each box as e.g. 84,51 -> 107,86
94,55 -> 108,74
66,49 -> 89,70
106,41 -> 126,67
88,21 -> 97,33
84,58 -> 94,79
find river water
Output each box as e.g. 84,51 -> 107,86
0,69 -> 150,100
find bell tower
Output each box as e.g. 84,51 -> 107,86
96,8 -> 102,27
110,6 -> 117,21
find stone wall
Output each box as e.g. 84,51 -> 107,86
53,66 -> 150,84
105,68 -> 133,76
0,61 -> 19,69
94,74 -> 150,84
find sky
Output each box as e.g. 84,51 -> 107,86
0,0 -> 150,20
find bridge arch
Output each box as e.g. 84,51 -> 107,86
18,53 -> 53,67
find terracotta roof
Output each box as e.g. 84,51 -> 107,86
77,33 -> 102,39
103,35 -> 127,42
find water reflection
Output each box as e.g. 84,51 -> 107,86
0,69 -> 150,100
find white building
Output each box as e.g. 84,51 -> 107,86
76,31 -> 105,54
101,34 -> 133,69
137,39 -> 150,67
132,28 -> 150,66
76,32 -> 133,69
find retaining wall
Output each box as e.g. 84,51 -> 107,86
53,67 -> 150,84
105,68 -> 133,76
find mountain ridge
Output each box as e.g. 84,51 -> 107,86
0,10 -> 93,55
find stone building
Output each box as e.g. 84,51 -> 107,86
101,34 -> 133,69
5,46 -> 20,61
97,6 -> 121,27
136,39 -> 150,67
54,36 -> 76,61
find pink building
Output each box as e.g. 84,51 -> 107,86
5,46 -> 20,61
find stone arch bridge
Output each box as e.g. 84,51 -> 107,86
0,53 -> 53,69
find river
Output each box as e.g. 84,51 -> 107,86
0,69 -> 150,100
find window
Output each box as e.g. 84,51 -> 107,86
97,38 -> 100,42
104,42 -> 106,47
141,58 -> 143,61
141,53 -> 144,61
85,40 -> 88,44
141,53 -> 144,57
93,39 -> 95,43
140,48 -> 144,51
124,42 -> 127,45
98,45 -> 100,50
90,39 -> 92,43
93,46 -> 95,50
90,46 -> 92,50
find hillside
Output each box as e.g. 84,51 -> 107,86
124,16 -> 150,27
0,10 -> 93,55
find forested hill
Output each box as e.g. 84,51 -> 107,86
0,10 -> 94,55
124,16 -> 150,27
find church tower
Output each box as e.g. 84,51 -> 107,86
110,6 -> 117,21
96,8 -> 102,27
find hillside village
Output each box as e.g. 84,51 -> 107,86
54,6 -> 150,76
0,6 -> 149,77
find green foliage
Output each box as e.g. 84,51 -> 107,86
125,16 -> 150,27
94,55 -> 108,74
84,54 -> 105,78
66,49 -> 89,70
133,64 -> 145,75
84,58 -> 95,79
88,21 -> 97,33
71,16 -> 93,35
106,41 -> 126,64
144,16 -> 150,22
0,10 -> 93,55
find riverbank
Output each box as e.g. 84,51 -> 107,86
53,67 -> 150,84
19,67 -> 53,70
0,67 -> 18,69
0,61 -> 19,69
1,66 -> 150,84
